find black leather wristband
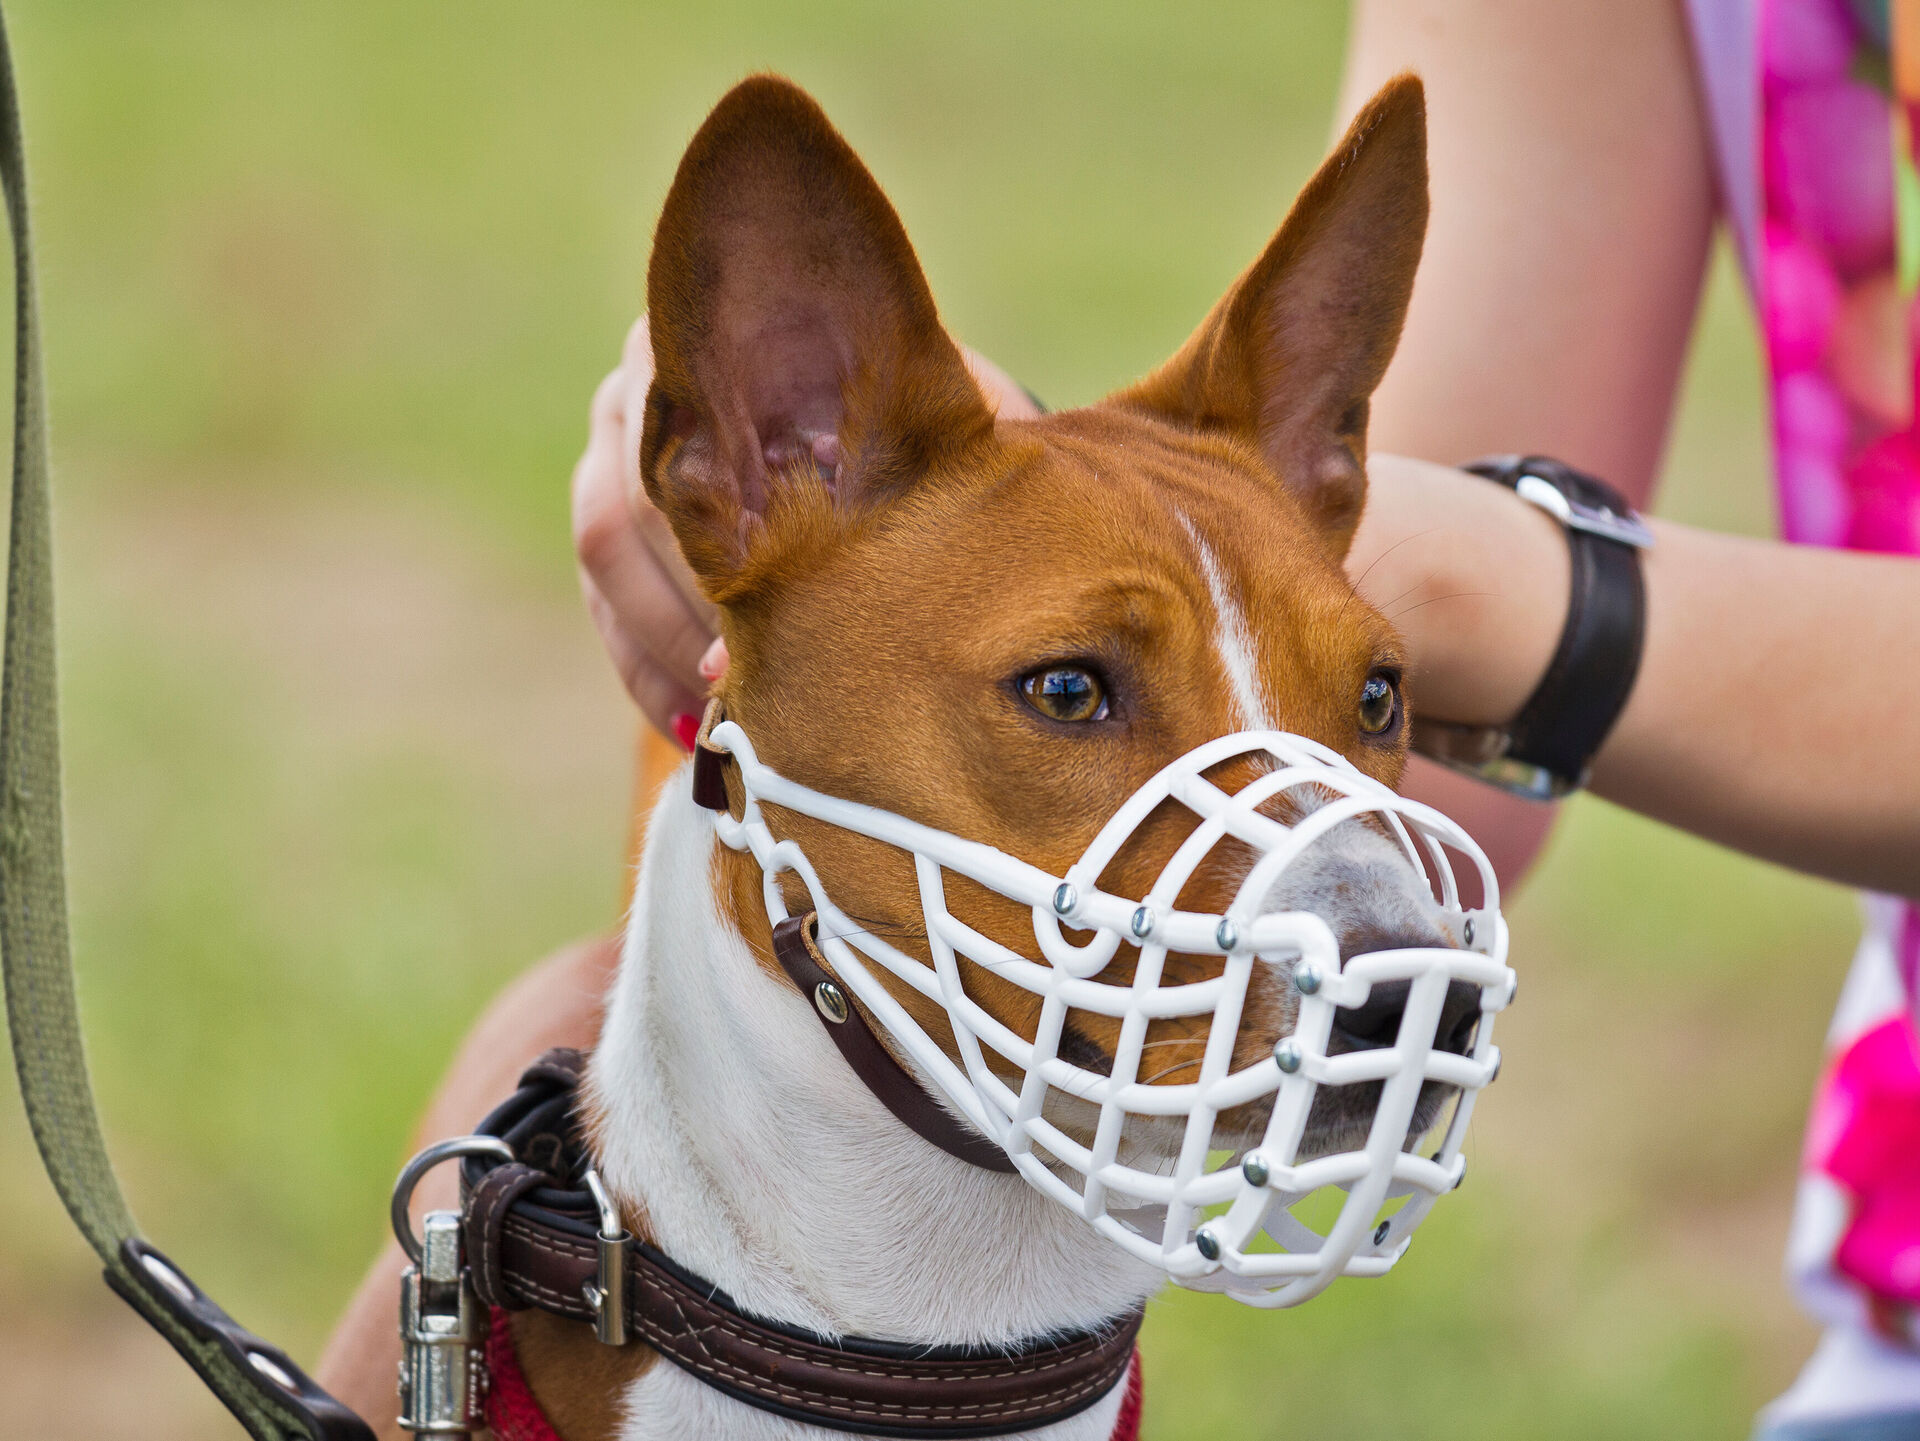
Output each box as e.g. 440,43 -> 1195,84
1421,455 -> 1651,799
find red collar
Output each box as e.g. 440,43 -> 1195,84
484,1306 -> 1145,1441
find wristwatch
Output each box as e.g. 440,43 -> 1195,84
1415,454 -> 1653,801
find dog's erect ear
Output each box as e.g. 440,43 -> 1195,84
1111,75 -> 1428,560
640,76 -> 995,593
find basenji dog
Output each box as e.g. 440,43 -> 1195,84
499,69 -> 1476,1441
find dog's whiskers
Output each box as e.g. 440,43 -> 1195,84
1137,1057 -> 1205,1086
1386,589 -> 1497,621
1353,530 -> 1441,592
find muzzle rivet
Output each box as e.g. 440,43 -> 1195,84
1215,918 -> 1239,952
1052,883 -> 1079,918
1485,1052 -> 1502,1086
1130,906 -> 1155,940
1452,1159 -> 1469,1191
1373,1220 -> 1392,1246
1241,1152 -> 1271,1187
1194,1226 -> 1222,1262
813,980 -> 851,1025
1293,962 -> 1323,996
1463,917 -> 1476,946
1272,1039 -> 1304,1075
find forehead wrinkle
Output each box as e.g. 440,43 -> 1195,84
954,550 -> 1193,683
845,476 -> 1190,677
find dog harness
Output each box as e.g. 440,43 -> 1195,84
437,1048 -> 1147,1438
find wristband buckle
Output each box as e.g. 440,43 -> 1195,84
1512,472 -> 1654,549
1413,719 -> 1583,802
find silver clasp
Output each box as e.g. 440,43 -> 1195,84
391,1136 -> 512,1438
1514,471 -> 1656,549
581,1168 -> 632,1346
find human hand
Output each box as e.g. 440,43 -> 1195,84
572,317 -> 1043,747
572,315 -> 719,748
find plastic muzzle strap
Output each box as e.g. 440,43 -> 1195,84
701,709 -> 1515,1308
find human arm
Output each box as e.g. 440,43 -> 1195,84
1352,452 -> 1920,897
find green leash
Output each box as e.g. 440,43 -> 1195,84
0,11 -> 372,1438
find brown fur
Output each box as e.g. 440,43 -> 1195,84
508,1307 -> 656,1437
539,71 -> 1429,1437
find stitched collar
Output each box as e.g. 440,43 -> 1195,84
483,1305 -> 1147,1441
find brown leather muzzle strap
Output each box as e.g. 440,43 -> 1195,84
462,1052 -> 1144,1440
692,700 -> 1015,1175
772,913 -> 1016,1174
689,698 -> 732,810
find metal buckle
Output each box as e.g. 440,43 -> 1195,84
1413,719 -> 1582,801
1513,472 -> 1655,549
1454,752 -> 1581,802
581,1169 -> 633,1346
390,1136 -> 512,1438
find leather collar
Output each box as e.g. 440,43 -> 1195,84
482,1306 -> 1149,1441
460,1050 -> 1144,1439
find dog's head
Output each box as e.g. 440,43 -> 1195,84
641,75 -> 1469,1160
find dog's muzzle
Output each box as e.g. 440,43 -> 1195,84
704,718 -> 1514,1307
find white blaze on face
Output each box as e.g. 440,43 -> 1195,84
1174,515 -> 1448,957
1176,512 -> 1276,731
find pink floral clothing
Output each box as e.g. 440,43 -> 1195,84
1687,0 -> 1920,1427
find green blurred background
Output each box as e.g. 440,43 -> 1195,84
0,3 -> 1859,1437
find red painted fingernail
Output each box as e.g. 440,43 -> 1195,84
671,711 -> 699,752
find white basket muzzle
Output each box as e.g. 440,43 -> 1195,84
707,718 -> 1514,1308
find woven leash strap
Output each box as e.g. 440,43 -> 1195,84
0,10 -> 371,1438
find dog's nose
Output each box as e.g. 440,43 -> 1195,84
1324,977 -> 1482,1056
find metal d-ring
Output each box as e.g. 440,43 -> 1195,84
390,1135 -> 514,1265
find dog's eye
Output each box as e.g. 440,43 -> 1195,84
1358,671 -> 1400,736
1020,666 -> 1109,723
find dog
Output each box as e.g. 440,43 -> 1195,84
481,68 -> 1463,1441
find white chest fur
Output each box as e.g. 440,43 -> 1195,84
586,773 -> 1158,1441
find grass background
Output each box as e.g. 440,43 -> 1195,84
0,3 -> 1861,1436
